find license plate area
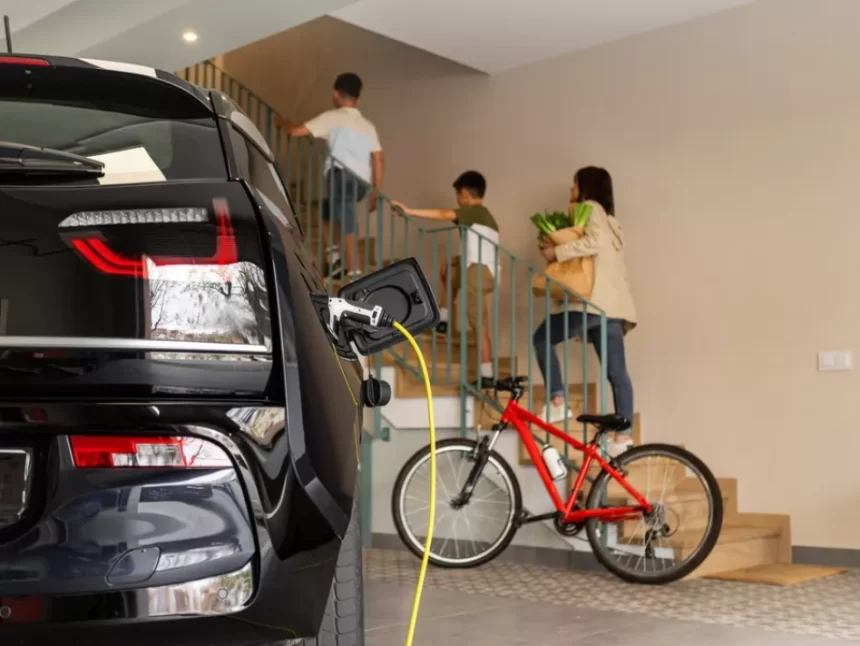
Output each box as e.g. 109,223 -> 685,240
0,449 -> 32,529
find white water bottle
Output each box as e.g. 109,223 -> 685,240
541,445 -> 568,481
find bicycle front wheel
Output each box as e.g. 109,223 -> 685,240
391,439 -> 521,568
585,443 -> 723,584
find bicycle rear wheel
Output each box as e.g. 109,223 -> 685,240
585,443 -> 723,584
391,438 -> 521,568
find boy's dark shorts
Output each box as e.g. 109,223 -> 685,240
323,168 -> 368,235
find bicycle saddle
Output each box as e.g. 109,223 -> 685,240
576,413 -> 632,432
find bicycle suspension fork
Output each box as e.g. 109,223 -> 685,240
450,423 -> 506,509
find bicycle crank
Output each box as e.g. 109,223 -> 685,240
553,514 -> 586,537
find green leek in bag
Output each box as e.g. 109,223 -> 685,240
530,203 -> 592,240
571,203 -> 593,228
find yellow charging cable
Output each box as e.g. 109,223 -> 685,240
392,321 -> 435,646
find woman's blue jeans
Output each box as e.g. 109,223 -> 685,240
532,312 -> 634,427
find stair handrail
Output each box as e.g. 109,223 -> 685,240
179,59 -> 610,455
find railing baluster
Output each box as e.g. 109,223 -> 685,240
582,304 -> 589,444
477,239 -> 483,389
527,266 -> 534,432
599,313 -> 608,416
317,160 -> 325,272
446,229 -> 453,383
295,137 -> 303,237
563,290 -> 569,455
510,256 -> 516,389
460,232 -> 468,438
544,281 -> 551,445
493,246 -> 500,384
364,187 -> 372,276
431,234 -> 438,371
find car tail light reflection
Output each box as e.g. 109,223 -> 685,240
70,436 -> 232,468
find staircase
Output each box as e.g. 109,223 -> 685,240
179,60 -> 792,579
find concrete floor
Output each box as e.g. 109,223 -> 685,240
364,550 -> 860,645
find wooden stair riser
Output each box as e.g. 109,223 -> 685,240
384,338 -> 495,368
724,513 -> 792,564
685,530 -> 782,579
617,478 -> 735,537
392,358 -> 517,399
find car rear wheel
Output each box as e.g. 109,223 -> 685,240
300,496 -> 364,646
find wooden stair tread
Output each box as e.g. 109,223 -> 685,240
703,563 -> 847,585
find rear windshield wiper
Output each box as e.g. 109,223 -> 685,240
0,141 -> 105,177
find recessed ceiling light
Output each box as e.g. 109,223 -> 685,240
182,31 -> 198,43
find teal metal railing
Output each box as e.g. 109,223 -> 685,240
178,59 -> 611,475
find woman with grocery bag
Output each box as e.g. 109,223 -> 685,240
531,166 -> 637,459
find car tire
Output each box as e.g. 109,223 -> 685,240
300,497 -> 364,646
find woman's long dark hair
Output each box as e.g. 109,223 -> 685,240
575,166 -> 614,216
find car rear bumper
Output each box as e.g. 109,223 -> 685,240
1,560 -> 254,623
0,403 -> 352,643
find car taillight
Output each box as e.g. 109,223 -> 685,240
62,200 -> 237,277
0,56 -> 50,67
70,436 -> 232,468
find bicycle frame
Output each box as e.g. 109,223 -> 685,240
500,399 -> 653,524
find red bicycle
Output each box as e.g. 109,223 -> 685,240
392,376 -> 723,584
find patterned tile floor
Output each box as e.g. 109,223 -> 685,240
364,549 -> 860,643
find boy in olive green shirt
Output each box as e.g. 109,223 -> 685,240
392,171 -> 500,389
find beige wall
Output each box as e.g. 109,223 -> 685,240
223,0 -> 860,550
222,17 -> 476,125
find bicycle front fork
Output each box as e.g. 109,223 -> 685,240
451,424 -> 505,509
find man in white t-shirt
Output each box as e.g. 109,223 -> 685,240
285,73 -> 384,280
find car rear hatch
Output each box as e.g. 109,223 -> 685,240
0,57 -> 278,616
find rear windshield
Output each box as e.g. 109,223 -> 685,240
0,182 -> 274,399
0,66 -> 227,184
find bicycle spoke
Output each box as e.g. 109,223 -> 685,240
395,442 -> 518,567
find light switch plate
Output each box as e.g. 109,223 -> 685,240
818,351 -> 853,372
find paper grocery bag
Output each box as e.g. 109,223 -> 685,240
532,226 -> 595,302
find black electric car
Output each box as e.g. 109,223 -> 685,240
0,54 -> 368,645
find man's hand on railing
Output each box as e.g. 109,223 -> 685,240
274,114 -> 309,138
390,200 -> 407,216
